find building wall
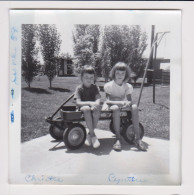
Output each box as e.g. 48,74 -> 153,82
64,60 -> 67,75
57,58 -> 73,76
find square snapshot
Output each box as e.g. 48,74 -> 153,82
9,10 -> 181,185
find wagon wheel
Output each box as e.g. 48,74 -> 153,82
49,124 -> 64,141
122,122 -> 144,144
49,117 -> 69,140
63,123 -> 86,150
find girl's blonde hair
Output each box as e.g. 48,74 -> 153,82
110,62 -> 131,82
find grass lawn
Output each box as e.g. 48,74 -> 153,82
21,75 -> 170,142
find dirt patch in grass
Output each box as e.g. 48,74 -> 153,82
21,76 -> 169,142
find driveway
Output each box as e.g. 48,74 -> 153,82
21,129 -> 169,185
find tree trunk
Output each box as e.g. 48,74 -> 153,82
105,76 -> 108,83
28,82 -> 31,88
134,79 -> 137,87
49,79 -> 52,88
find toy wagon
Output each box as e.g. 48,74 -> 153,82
44,32 -> 170,150
46,94 -> 144,150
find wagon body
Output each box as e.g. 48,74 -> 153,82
60,105 -> 131,122
45,94 -> 144,150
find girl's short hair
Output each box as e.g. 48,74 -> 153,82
110,62 -> 131,82
81,65 -> 96,80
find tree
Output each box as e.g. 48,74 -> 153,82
100,25 -> 148,82
44,60 -> 56,88
22,24 -> 38,88
86,25 -> 102,76
72,25 -> 101,75
38,24 -> 62,88
100,42 -> 111,82
128,26 -> 148,84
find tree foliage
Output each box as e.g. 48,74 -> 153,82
100,25 -> 148,82
128,26 -> 148,83
22,24 -> 39,88
72,25 -> 101,76
72,25 -> 148,82
38,24 -> 62,88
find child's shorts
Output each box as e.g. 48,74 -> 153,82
77,105 -> 101,112
102,102 -> 131,111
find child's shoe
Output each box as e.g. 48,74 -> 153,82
113,139 -> 122,151
91,136 -> 100,148
85,133 -> 92,146
134,139 -> 147,151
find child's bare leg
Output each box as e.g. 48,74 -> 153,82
80,106 -> 95,137
90,106 -> 101,148
131,104 -> 146,151
92,106 -> 100,130
110,105 -> 121,140
131,104 -> 140,139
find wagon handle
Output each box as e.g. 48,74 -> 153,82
50,94 -> 74,120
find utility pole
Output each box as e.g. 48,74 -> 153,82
153,33 -> 158,103
137,30 -> 170,107
147,25 -> 155,84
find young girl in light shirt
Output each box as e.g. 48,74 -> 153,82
103,62 -> 146,151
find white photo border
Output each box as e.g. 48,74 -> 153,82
3,1 -> 194,195
9,9 -> 181,186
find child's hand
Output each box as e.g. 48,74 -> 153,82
90,102 -> 100,110
91,106 -> 99,111
120,101 -> 127,106
122,101 -> 131,108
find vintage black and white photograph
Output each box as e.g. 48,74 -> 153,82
9,10 -> 181,185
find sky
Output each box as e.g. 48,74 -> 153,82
36,10 -> 172,70
54,24 -> 171,58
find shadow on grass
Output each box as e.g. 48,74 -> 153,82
132,83 -> 153,88
49,87 -> 71,93
23,87 -> 52,94
155,103 -> 169,110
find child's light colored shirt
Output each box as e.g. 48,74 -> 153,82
104,80 -> 133,101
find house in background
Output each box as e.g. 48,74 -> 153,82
151,58 -> 170,84
135,57 -> 170,85
57,55 -> 74,76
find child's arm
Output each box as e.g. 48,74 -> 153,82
106,94 -> 132,107
125,94 -> 132,107
76,95 -> 101,108
126,94 -> 132,102
94,94 -> 101,105
91,87 -> 101,108
74,86 -> 95,107
76,98 -> 97,107
105,94 -> 126,106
